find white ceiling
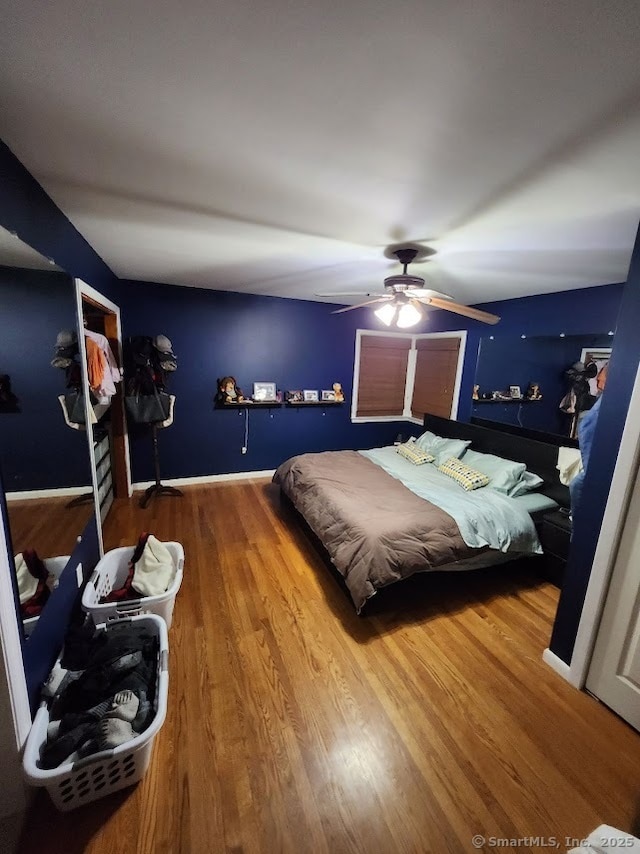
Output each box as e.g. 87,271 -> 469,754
0,227 -> 62,271
1,0 -> 639,305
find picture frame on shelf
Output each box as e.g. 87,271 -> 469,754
321,389 -> 336,401
253,381 -> 277,402
285,390 -> 303,402
303,389 -> 319,402
509,385 -> 522,399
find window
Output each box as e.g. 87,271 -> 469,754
411,336 -> 461,420
354,333 -> 411,417
352,330 -> 466,423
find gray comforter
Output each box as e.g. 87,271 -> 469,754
273,450 -> 477,612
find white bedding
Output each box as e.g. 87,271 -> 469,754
359,446 -> 543,555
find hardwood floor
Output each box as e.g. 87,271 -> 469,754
7,496 -> 93,557
18,480 -> 640,853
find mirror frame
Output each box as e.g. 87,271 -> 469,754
75,278 -> 132,558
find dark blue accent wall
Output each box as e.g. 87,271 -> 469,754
120,280 -> 407,482
550,224 -> 640,664
422,283 -> 624,424
0,265 -> 92,491
472,333 -> 613,436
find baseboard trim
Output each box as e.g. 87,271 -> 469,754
542,648 -> 580,686
6,485 -> 92,502
132,470 -> 276,490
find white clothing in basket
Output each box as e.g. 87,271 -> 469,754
132,536 -> 175,597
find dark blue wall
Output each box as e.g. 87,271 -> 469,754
550,224 -> 640,664
0,265 -> 92,491
423,283 -> 624,424
472,333 -> 613,436
120,280 -> 407,482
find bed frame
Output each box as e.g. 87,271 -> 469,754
423,414 -> 570,508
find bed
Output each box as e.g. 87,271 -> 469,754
273,415 -> 568,613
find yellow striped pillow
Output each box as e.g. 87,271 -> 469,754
438,456 -> 490,491
396,442 -> 435,465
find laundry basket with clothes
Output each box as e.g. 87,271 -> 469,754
82,534 -> 184,628
23,614 -> 169,811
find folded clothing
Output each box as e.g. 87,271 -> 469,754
100,533 -> 175,603
40,621 -> 159,769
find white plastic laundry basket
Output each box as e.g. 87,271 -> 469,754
23,614 -> 169,811
23,556 -> 71,637
81,541 -> 184,628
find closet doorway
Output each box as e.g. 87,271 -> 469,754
75,280 -> 131,554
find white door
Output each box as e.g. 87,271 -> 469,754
587,458 -> 640,731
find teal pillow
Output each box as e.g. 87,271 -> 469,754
508,469 -> 545,497
462,449 -> 531,496
415,431 -> 471,467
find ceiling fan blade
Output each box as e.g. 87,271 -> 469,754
315,291 -> 386,297
331,296 -> 391,314
424,296 -> 500,325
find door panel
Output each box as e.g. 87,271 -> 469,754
587,461 -> 640,731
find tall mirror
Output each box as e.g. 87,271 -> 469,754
77,284 -> 129,546
0,227 -> 94,637
473,332 -> 615,438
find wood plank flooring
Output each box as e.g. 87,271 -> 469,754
17,480 -> 640,853
7,496 -> 93,557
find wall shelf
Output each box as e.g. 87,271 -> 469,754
285,401 -> 344,407
473,398 -> 542,404
215,401 -> 282,409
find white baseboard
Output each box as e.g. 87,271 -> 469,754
5,485 -> 92,502
542,648 -> 580,686
132,469 -> 276,490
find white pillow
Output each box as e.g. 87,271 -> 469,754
462,449 -> 543,496
509,469 -> 545,497
414,431 -> 471,467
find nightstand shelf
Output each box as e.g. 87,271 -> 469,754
538,509 -> 572,587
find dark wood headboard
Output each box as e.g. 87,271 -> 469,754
423,414 -> 571,507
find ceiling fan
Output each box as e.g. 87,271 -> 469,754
324,247 -> 500,327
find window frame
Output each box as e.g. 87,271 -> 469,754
351,329 -> 467,424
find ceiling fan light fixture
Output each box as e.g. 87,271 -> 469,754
374,302 -> 397,326
396,302 -> 423,328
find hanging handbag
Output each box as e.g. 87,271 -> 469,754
125,385 -> 171,424
64,390 -> 87,424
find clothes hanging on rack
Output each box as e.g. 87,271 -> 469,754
84,329 -> 121,402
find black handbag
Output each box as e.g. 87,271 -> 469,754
125,387 -> 171,424
64,391 -> 87,424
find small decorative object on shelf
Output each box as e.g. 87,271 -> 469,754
253,381 -> 277,402
332,382 -> 344,402
472,384 -> 480,400
303,390 -> 319,402
286,390 -> 303,402
321,389 -> 336,401
216,376 -> 247,404
509,385 -> 522,399
525,382 -> 543,399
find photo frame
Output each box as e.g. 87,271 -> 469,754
253,381 -> 277,401
285,390 -> 303,402
321,389 -> 336,401
303,389 -> 319,402
509,385 -> 522,399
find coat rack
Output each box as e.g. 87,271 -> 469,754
139,419 -> 183,509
